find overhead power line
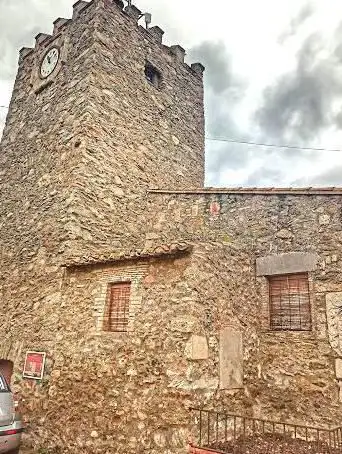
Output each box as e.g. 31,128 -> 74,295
0,102 -> 341,153
205,137 -> 342,153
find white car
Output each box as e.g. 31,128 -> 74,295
0,374 -> 23,454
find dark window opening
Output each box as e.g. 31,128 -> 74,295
269,273 -> 312,331
103,282 -> 131,332
145,62 -> 161,88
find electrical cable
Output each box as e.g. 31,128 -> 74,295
205,137 -> 342,153
1,103 -> 341,153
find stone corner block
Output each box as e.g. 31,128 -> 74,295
256,252 -> 318,277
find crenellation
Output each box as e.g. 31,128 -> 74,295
148,25 -> 164,43
124,4 -> 142,22
170,45 -> 186,63
35,32 -> 53,47
72,0 -> 91,19
112,0 -> 125,10
19,47 -> 34,62
53,18 -> 71,35
191,62 -> 205,78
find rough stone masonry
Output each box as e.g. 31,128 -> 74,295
0,0 -> 342,453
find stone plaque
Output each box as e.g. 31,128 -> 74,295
185,335 -> 209,360
219,327 -> 243,389
326,292 -> 342,356
256,252 -> 318,276
336,359 -> 342,380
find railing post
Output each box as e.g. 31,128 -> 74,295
242,417 -> 246,454
216,412 -> 219,448
224,415 -> 228,444
207,411 -> 210,448
199,410 -> 202,448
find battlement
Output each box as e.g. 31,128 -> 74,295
19,0 -> 204,79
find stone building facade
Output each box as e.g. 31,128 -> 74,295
1,0 -> 342,453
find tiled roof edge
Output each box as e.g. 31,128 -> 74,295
63,242 -> 192,268
148,187 -> 342,196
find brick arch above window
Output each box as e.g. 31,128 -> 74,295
93,265 -> 147,334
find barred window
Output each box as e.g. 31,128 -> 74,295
103,282 -> 131,332
269,273 -> 312,331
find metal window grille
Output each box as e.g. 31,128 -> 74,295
269,273 -> 312,331
103,282 -> 131,332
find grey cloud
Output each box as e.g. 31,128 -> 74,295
256,32 -> 342,144
291,164 -> 342,186
206,143 -> 251,186
189,41 -> 250,184
188,41 -> 245,97
0,110 -> 6,139
244,166 -> 283,187
279,3 -> 314,44
291,3 -> 314,29
242,146 -> 321,187
310,166 -> 342,186
0,0 -> 71,80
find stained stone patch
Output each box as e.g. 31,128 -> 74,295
219,327 -> 243,389
326,292 -> 342,356
184,335 -> 209,360
336,359 -> 342,380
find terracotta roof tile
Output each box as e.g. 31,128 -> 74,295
64,242 -> 192,268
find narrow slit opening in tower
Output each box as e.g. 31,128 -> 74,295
145,62 -> 161,89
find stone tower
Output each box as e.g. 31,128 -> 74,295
0,0 -> 204,437
0,0 -> 205,257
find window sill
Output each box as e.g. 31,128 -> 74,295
94,331 -> 129,340
145,79 -> 162,90
260,330 -> 317,341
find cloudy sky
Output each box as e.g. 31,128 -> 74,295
1,0 -> 342,187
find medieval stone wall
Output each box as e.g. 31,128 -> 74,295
142,191 -> 342,427
0,0 -> 204,441
0,0 -> 98,433
20,191 -> 342,453
36,256 -> 193,453
2,1 -> 342,453
66,0 -> 205,259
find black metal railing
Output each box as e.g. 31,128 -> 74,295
190,408 -> 342,454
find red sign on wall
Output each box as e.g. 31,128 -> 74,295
23,352 -> 46,380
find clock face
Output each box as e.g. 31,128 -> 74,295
40,47 -> 60,79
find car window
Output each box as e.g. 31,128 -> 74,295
0,375 -> 9,392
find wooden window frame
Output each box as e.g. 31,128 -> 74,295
103,282 -> 131,333
268,273 -> 312,332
